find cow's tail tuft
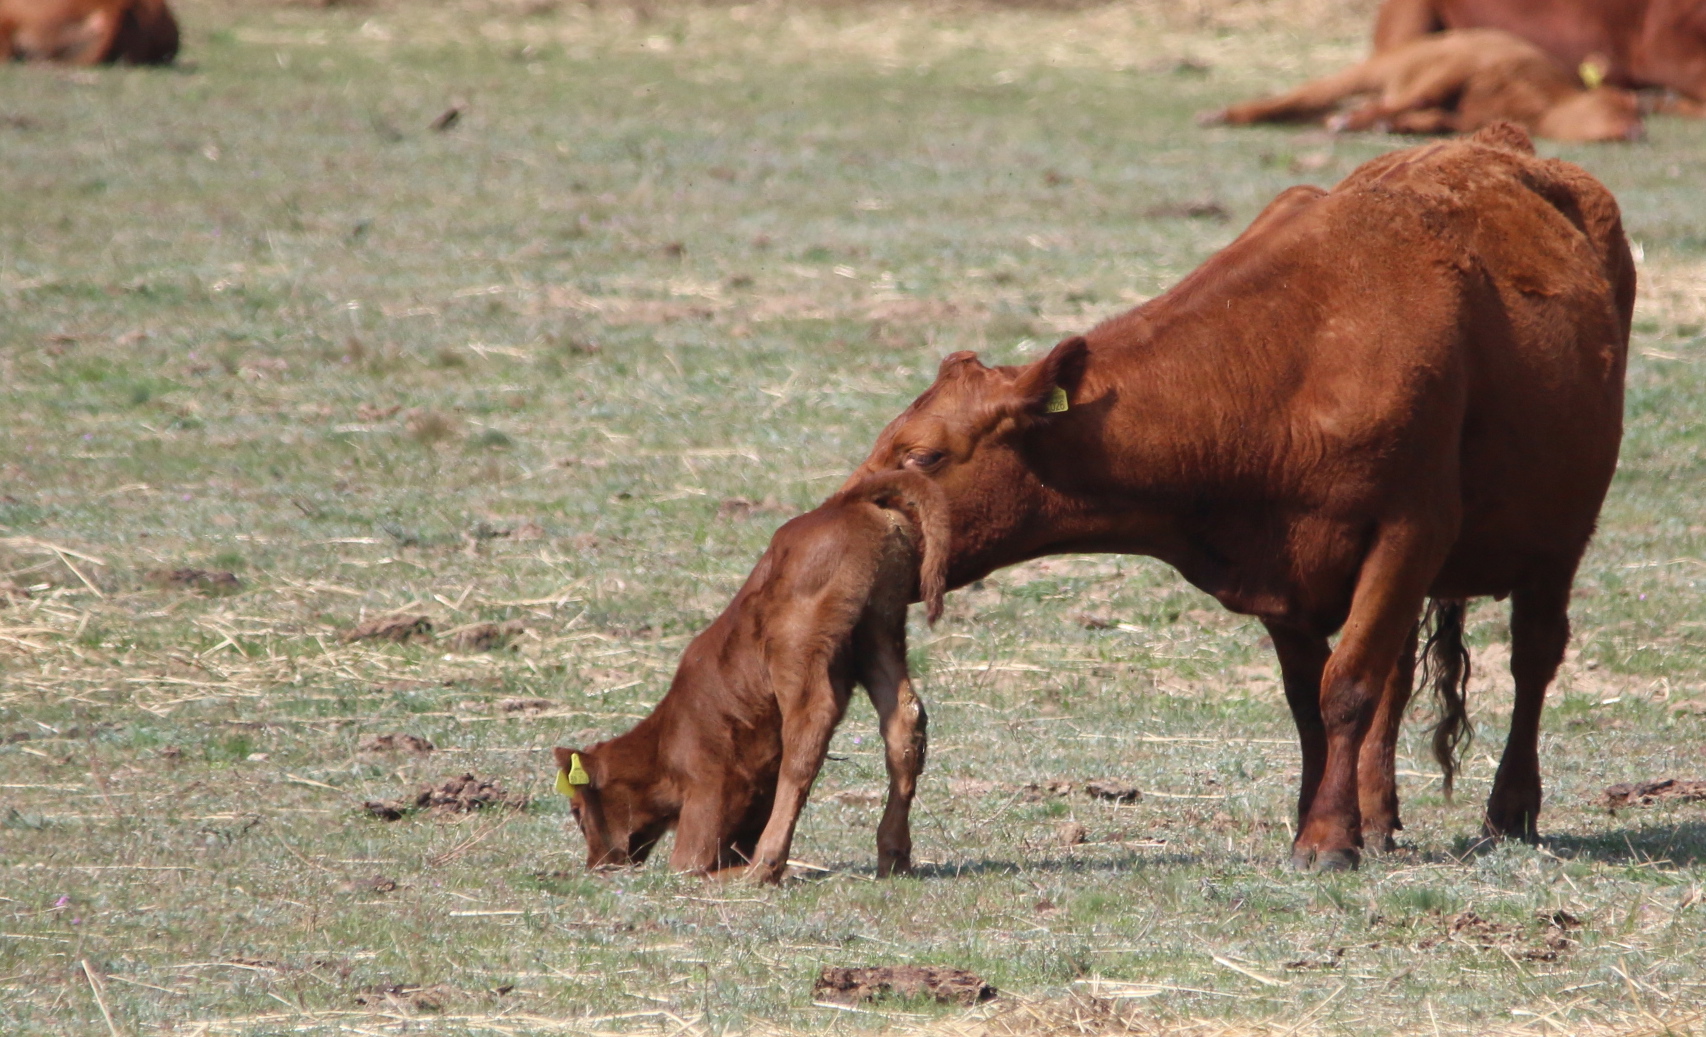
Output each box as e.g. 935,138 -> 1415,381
837,470 -> 950,625
1419,597 -> 1472,802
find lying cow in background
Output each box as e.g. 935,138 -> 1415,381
552,470 -> 946,884
1207,29 -> 1643,141
0,0 -> 178,65
1373,0 -> 1706,112
845,123 -> 1632,871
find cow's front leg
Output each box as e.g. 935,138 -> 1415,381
861,616 -> 927,877
747,677 -> 846,884
1265,621 -> 1330,828
1295,523 -> 1445,872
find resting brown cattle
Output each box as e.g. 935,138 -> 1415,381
551,470 -> 946,883
1208,29 -> 1643,142
0,0 -> 177,65
1374,0 -> 1706,108
845,124 -> 1632,871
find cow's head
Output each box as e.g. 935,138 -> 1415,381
845,336 -> 1089,583
552,744 -> 674,869
1539,86 -> 1644,143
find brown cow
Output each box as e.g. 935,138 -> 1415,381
0,0 -> 178,65
845,124 -> 1632,871
551,470 -> 947,884
1207,29 -> 1643,142
1374,0 -> 1706,108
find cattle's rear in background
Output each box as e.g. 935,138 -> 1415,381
846,123 -> 1633,871
1,0 -> 178,65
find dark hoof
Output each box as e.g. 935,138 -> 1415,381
1361,831 -> 1399,856
1291,846 -> 1360,872
1481,819 -> 1540,844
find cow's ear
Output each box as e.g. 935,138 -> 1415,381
937,350 -> 985,379
1014,336 -> 1088,416
553,746 -> 594,792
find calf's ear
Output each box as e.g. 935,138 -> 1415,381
937,350 -> 985,379
1013,336 -> 1088,415
552,746 -> 593,792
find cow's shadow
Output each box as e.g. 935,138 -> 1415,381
1444,820 -> 1706,868
1542,821 -> 1706,867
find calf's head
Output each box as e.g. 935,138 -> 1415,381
845,336 -> 1088,584
552,744 -> 674,868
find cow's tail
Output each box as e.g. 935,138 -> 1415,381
1419,597 -> 1472,802
836,470 -> 949,626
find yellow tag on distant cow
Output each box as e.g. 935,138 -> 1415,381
1579,60 -> 1605,89
1044,386 -> 1070,414
556,769 -> 573,795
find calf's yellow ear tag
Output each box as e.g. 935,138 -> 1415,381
1579,60 -> 1605,89
1044,386 -> 1070,414
558,752 -> 590,794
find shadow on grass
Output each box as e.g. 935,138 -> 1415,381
1544,821 -> 1706,867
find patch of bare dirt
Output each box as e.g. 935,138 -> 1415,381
948,778 -> 1075,800
495,697 -> 556,714
340,874 -> 399,894
441,620 -> 524,652
1084,779 -> 1142,803
1057,821 -> 1089,846
147,568 -> 242,595
363,773 -> 528,820
354,983 -> 457,1012
1603,779 -> 1706,809
813,965 -> 996,1007
0,580 -> 32,605
342,614 -> 433,643
357,733 -> 435,754
1415,910 -> 1577,961
716,496 -> 798,521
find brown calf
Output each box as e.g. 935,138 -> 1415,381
551,470 -> 947,884
845,125 -> 1632,871
1374,0 -> 1706,109
0,0 -> 177,65
1208,29 -> 1643,142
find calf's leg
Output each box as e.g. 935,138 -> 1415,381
860,616 -> 927,877
1295,522 -> 1447,872
746,677 -> 847,884
1484,575 -> 1572,841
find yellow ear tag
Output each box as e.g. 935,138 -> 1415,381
1044,386 -> 1070,414
558,752 -> 590,795
1579,60 -> 1605,89
555,770 -> 573,795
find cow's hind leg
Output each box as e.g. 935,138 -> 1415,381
1357,623 -> 1418,853
1484,575 -> 1571,841
860,614 -> 927,877
1296,522 -> 1448,872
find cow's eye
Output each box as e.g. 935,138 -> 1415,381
904,449 -> 945,470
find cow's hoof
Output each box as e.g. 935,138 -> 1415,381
1481,817 -> 1540,844
1361,830 -> 1399,855
1291,846 -> 1360,873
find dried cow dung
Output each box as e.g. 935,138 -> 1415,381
149,568 -> 242,596
414,773 -> 528,814
1085,780 -> 1141,803
1602,778 -> 1706,809
497,697 -> 556,714
442,620 -> 524,653
362,800 -> 409,821
358,733 -> 435,754
814,965 -> 996,1007
343,614 -> 433,644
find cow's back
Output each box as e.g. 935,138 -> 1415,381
1331,124 -> 1631,591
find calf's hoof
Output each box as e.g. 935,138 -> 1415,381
1290,846 -> 1360,873
875,854 -> 913,879
1360,828 -> 1399,856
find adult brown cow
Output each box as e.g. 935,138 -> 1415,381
1373,0 -> 1706,107
0,0 -> 178,65
844,124 -> 1633,871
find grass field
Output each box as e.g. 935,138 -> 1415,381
3,0 -> 1706,1033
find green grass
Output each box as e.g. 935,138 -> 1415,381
3,0 -> 1706,1033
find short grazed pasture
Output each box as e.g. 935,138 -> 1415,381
2,0 -> 1705,1033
